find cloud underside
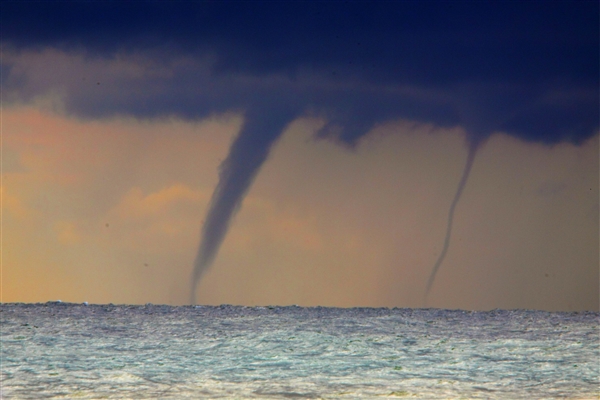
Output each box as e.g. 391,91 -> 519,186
3,49 -> 598,147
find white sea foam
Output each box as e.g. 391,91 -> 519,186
1,303 -> 598,399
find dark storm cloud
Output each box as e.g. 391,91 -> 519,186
2,1 -> 598,144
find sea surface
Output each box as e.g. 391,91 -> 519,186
1,303 -> 598,399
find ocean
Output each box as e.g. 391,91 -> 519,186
1,303 -> 598,399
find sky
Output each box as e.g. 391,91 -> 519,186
1,1 -> 598,310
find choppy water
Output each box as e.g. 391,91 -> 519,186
1,303 -> 598,399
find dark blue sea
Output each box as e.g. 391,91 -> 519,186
1,303 -> 598,399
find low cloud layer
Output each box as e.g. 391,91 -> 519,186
3,2 -> 598,144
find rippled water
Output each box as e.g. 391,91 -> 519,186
1,303 -> 598,399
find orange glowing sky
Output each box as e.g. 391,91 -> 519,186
3,105 -> 598,310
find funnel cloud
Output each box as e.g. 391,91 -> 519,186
425,139 -> 481,302
190,107 -> 296,303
